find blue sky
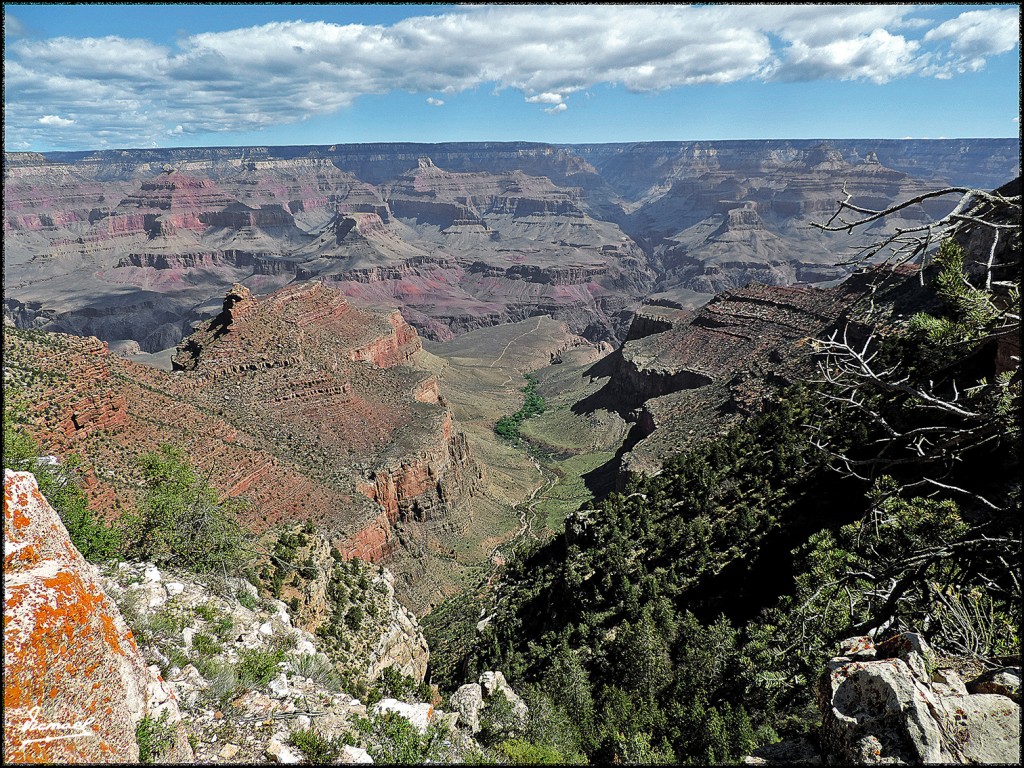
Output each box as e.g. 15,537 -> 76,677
4,4 -> 1020,152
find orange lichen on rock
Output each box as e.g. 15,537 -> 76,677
3,470 -> 193,764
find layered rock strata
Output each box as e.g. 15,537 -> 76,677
3,282 -> 480,568
608,270 -> 887,477
11,139 -> 1012,353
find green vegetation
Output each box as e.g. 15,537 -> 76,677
377,664 -> 433,704
120,444 -> 247,576
495,374 -> 547,440
3,390 -> 122,562
135,710 -> 176,764
237,647 -> 285,688
289,727 -> 351,764
430,223 -> 1020,763
354,713 -> 449,765
291,652 -> 343,692
534,451 -> 617,533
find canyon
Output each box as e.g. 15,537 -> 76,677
4,140 -> 1018,355
4,139 -> 1019,609
3,140 -> 1020,764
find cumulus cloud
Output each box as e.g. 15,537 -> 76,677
921,8 -> 1019,75
4,4 -> 1019,149
37,115 -> 75,127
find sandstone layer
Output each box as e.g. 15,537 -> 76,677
5,140 -> 1017,354
3,282 -> 480,566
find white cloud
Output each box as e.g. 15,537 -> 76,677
4,11 -> 28,38
37,115 -> 75,127
4,4 -> 1020,149
920,8 -> 1020,77
771,29 -> 920,84
924,8 -> 1019,57
543,103 -> 567,115
526,92 -> 564,105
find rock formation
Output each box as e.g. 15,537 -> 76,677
4,518 -> 487,763
450,671 -> 529,735
3,470 -> 193,763
819,634 -> 1020,764
597,268 -> 889,478
3,281 -> 481,575
745,632 -> 1021,764
5,139 -> 1016,352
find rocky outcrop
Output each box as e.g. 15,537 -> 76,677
603,270 -> 885,478
3,471 -> 193,763
252,526 -> 430,684
93,556 -> 488,763
744,633 -> 1020,766
450,671 -> 528,734
611,276 -> 871,411
357,411 -> 479,524
818,634 -> 1020,765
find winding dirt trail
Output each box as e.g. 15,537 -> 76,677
488,317 -> 544,368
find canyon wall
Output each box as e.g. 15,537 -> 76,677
4,282 -> 481,573
5,139 -> 1016,353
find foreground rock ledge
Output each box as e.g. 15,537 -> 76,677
3,470 -> 193,763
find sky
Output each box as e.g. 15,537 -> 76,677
3,3 -> 1020,152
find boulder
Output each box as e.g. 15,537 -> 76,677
967,666 -> 1021,703
340,744 -> 374,763
266,737 -> 302,764
479,670 -> 528,726
818,634 -> 1020,764
3,470 -> 193,763
371,698 -> 434,733
450,683 -> 484,733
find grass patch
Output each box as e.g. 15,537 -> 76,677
533,452 -> 616,533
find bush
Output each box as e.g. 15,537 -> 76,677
479,688 -> 523,746
291,653 -> 343,691
194,602 -> 219,622
191,632 -> 222,658
197,658 -> 239,709
136,710 -> 176,764
364,713 -> 443,765
121,444 -> 247,576
376,665 -> 421,702
345,605 -> 364,630
495,737 -> 580,765
288,727 -> 348,764
237,648 -> 284,688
